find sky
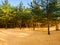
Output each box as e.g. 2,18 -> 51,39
0,0 -> 32,7
0,0 -> 60,7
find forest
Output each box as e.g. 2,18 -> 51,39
0,0 -> 60,35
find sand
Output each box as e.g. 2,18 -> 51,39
0,27 -> 60,45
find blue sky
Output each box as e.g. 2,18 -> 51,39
0,0 -> 32,7
0,0 -> 60,7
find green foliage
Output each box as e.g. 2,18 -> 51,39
0,0 -> 60,29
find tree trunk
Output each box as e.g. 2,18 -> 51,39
47,13 -> 50,35
5,21 -> 7,29
20,24 -> 21,30
47,0 -> 50,35
55,19 -> 59,31
33,22 -> 35,30
47,20 -> 50,35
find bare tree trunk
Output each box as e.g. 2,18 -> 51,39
19,23 -> 21,30
5,21 -> 7,29
55,19 -> 59,31
33,22 -> 35,30
47,19 -> 50,35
